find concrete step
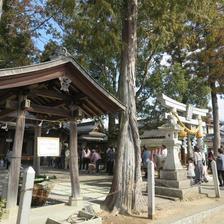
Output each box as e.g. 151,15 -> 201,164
155,179 -> 191,188
155,194 -> 180,201
155,185 -> 199,200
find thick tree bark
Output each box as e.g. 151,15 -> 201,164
210,82 -> 220,156
103,0 -> 142,213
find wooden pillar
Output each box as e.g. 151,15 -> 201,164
69,121 -> 80,203
33,125 -> 41,176
7,99 -> 26,208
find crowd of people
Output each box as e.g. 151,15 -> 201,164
4,141 -> 224,185
54,145 -> 117,175
188,146 -> 224,186
141,144 -> 224,187
142,144 -> 167,178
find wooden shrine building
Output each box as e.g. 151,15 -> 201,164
0,56 -> 125,208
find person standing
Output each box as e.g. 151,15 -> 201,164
6,149 -> 12,169
106,146 -> 112,173
187,158 -> 195,185
193,146 -> 203,184
83,147 -> 91,170
207,149 -> 214,172
142,146 -> 151,178
107,147 -> 115,175
64,146 -> 70,170
216,148 -> 224,187
90,149 -> 102,173
79,147 -> 86,170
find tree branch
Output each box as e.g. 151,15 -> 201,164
136,47 -> 157,97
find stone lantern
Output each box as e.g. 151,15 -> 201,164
155,111 -> 198,199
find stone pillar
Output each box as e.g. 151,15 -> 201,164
163,140 -> 182,170
16,167 -> 35,224
147,161 -> 155,219
211,160 -> 220,198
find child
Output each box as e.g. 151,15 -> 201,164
187,158 -> 195,185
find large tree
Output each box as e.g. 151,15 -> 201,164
103,0 -> 142,213
39,0 -> 224,211
184,1 -> 224,155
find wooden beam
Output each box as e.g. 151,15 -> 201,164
26,103 -> 71,118
31,87 -> 85,102
48,101 -> 65,108
5,99 -> 71,118
0,109 -> 16,119
80,104 -> 96,117
85,99 -> 105,114
30,89 -> 65,100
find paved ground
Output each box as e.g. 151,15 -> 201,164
1,167 -> 224,224
204,210 -> 224,224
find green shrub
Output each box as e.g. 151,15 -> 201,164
0,198 -> 6,220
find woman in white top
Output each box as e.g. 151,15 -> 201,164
187,158 -> 195,185
193,146 -> 203,184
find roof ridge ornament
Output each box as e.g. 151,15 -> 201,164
59,76 -> 72,92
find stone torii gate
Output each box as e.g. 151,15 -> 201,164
159,94 -> 208,155
154,94 -> 208,199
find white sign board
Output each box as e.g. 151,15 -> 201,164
37,137 -> 60,157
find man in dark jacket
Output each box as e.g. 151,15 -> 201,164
216,148 -> 224,187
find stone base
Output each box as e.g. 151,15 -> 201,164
155,169 -> 200,200
68,196 -> 83,206
155,178 -> 191,188
155,185 -> 199,200
160,169 -> 187,180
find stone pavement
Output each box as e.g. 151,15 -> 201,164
1,168 -> 224,224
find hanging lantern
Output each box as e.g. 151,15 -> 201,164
178,129 -> 187,138
196,131 -> 203,139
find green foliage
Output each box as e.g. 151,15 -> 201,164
40,41 -> 60,62
0,198 -> 6,220
1,0 -> 221,129
46,0 -> 121,94
0,0 -> 39,68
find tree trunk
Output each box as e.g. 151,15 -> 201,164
210,82 -> 220,156
103,0 -> 142,213
108,69 -> 119,145
0,0 -> 3,22
108,113 -> 116,144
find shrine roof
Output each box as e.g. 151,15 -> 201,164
0,57 -> 125,122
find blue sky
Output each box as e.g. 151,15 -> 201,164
34,35 -> 224,122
